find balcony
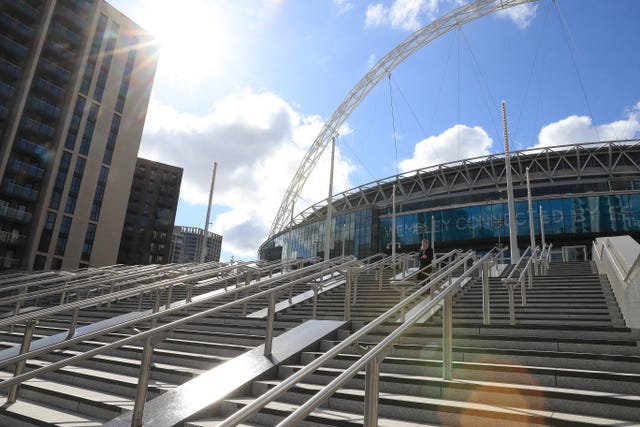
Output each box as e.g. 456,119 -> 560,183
0,230 -> 26,246
56,5 -> 86,32
0,34 -> 29,60
0,57 -> 23,80
7,158 -> 45,179
0,13 -> 35,40
0,256 -> 21,270
0,204 -> 32,223
33,77 -> 65,99
44,40 -> 75,62
0,81 -> 16,99
26,95 -> 61,120
38,58 -> 71,82
50,22 -> 81,48
14,137 -> 50,160
8,0 -> 39,21
20,117 -> 56,139
1,181 -> 39,202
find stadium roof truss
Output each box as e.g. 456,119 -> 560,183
277,140 -> 640,234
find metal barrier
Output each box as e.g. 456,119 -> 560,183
0,256 -> 364,426
217,247 -> 506,427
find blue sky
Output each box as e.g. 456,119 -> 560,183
107,0 -> 640,261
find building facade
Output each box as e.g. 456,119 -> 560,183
169,226 -> 223,264
260,141 -> 640,262
0,0 -> 157,270
117,158 -> 182,265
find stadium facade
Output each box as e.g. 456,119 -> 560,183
260,140 -> 640,262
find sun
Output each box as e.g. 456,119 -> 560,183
143,0 -> 233,81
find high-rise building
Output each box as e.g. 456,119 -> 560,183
0,0 -> 158,270
169,226 -> 223,264
117,158 -> 182,265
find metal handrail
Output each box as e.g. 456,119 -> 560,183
0,262 -> 255,330
501,246 -> 536,324
216,248 -> 502,427
0,256 -> 359,379
0,256 -> 364,425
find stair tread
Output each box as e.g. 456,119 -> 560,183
0,397 -> 103,426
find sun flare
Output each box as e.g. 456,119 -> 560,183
144,0 -> 232,81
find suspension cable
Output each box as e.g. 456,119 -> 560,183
389,75 -> 442,165
553,0 -> 601,141
388,73 -> 399,175
512,0 -> 553,145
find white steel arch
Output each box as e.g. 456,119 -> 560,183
269,0 -> 538,238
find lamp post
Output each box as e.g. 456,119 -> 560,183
324,136 -> 336,261
526,167 -> 535,251
201,162 -> 217,263
502,101 -> 519,264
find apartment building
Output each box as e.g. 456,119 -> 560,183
0,0 -> 157,270
117,158 -> 182,265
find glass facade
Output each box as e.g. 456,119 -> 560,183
262,208 -> 378,261
261,193 -> 640,261
380,193 -> 640,249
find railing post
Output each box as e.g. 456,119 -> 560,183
528,261 -> 533,288
352,272 -> 358,305
344,271 -> 352,321
363,356 -> 381,427
7,319 -> 36,403
264,292 -> 276,357
131,289 -> 162,427
442,291 -> 453,380
520,275 -> 527,306
378,266 -> 383,290
482,261 -> 491,325
67,307 -> 79,339
506,281 -> 516,325
165,285 -> 173,309
312,284 -> 319,319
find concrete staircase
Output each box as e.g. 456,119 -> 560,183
188,260 -> 640,426
0,259 -> 638,426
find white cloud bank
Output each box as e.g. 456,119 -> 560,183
398,102 -> 640,172
537,102 -> 640,148
399,124 -> 493,172
365,0 -> 537,31
139,89 -> 354,260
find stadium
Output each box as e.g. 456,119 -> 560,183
260,139 -> 640,262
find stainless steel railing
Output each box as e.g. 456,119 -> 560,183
216,247 -> 506,427
0,255 -> 364,426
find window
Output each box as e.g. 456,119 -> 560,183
79,103 -> 99,155
54,216 -> 72,255
38,211 -> 57,252
81,223 -> 97,261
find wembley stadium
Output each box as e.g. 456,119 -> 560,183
260,140 -> 640,262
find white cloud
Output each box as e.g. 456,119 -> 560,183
495,3 -> 537,30
139,89 -> 354,259
536,103 -> 640,148
398,124 -> 493,172
365,1 -> 537,31
366,0 -> 439,31
334,0 -> 354,14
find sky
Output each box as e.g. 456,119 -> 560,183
106,0 -> 640,261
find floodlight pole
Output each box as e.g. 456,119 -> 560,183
431,215 -> 435,253
526,167 -> 535,251
502,101 -> 520,264
201,162 -> 217,263
539,205 -> 546,248
391,184 -> 397,260
324,136 -> 336,261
